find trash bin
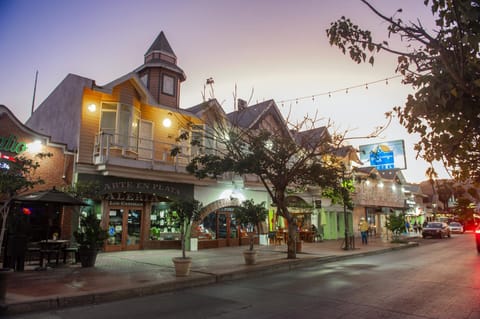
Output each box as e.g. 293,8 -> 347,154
190,238 -> 198,251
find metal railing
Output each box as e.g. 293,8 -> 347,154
93,131 -> 192,168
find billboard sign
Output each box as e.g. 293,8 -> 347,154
358,140 -> 406,170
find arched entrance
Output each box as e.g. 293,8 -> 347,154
192,199 -> 255,249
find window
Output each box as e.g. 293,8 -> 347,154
191,124 -> 216,156
162,74 -> 175,96
100,102 -> 140,150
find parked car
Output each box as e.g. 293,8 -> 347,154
448,222 -> 464,234
475,226 -> 480,253
422,222 -> 451,239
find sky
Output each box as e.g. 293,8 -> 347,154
0,0 -> 450,183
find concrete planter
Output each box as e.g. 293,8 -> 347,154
243,250 -> 258,265
172,257 -> 192,277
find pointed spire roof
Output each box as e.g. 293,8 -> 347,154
145,31 -> 176,58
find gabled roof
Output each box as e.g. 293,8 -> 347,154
354,166 -> 378,175
293,127 -> 330,150
101,72 -> 157,105
332,145 -> 363,165
184,99 -> 227,126
146,31 -> 176,58
184,99 -> 226,118
1,105 -> 51,139
379,169 -> 406,184
226,99 -> 290,136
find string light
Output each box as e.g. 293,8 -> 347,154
277,74 -> 402,105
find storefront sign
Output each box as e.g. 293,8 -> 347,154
108,200 -> 144,206
0,134 -> 27,154
103,181 -> 181,196
78,174 -> 194,199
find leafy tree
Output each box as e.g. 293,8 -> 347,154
170,198 -> 203,259
234,199 -> 268,251
182,114 -> 343,259
327,0 -> 480,183
385,213 -> 407,241
0,153 -> 51,258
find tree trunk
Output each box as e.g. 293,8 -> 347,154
287,221 -> 297,259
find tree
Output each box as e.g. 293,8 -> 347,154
0,153 -> 51,258
326,0 -> 480,183
181,111 -> 343,259
234,199 -> 268,251
385,212 -> 407,242
170,198 -> 203,259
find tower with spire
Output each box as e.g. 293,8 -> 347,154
135,31 -> 186,108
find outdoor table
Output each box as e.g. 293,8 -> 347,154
39,240 -> 70,267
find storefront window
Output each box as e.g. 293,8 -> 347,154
150,202 -> 180,240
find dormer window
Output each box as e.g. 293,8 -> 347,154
162,74 -> 175,96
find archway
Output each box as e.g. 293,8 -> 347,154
192,198 -> 253,249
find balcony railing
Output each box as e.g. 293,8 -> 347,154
93,131 -> 192,170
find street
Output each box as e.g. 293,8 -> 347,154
8,234 -> 480,319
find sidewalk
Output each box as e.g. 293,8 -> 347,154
2,236 -> 419,315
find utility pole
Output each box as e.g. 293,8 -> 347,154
342,168 -> 351,250
31,70 -> 38,115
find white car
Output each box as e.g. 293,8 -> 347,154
448,222 -> 464,234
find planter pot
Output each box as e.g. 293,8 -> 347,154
78,247 -> 99,268
172,257 -> 192,277
243,250 -> 258,265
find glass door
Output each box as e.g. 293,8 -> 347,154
106,207 -> 143,251
126,209 -> 142,250
106,208 -> 124,251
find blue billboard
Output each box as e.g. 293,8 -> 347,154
359,140 -> 407,170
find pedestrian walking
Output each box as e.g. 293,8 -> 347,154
358,217 -> 369,245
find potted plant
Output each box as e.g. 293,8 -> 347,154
73,213 -> 108,267
170,198 -> 202,276
234,199 -> 268,265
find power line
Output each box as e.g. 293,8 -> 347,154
278,75 -> 403,106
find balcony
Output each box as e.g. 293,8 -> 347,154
93,131 -> 192,173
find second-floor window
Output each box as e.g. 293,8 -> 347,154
191,124 -> 216,156
100,102 -> 140,150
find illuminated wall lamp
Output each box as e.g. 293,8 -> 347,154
27,140 -> 42,153
163,112 -> 173,128
88,103 -> 97,112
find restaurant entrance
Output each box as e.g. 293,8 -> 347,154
105,206 -> 143,251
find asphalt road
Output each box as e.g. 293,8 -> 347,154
8,234 -> 480,319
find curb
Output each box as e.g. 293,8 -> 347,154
2,242 -> 419,315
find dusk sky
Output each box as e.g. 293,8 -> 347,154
0,0 -> 449,183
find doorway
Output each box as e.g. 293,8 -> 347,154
202,208 -> 239,247
106,206 -> 143,251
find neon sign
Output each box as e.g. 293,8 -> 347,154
0,134 -> 27,154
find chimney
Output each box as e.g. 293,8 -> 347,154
237,98 -> 248,110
